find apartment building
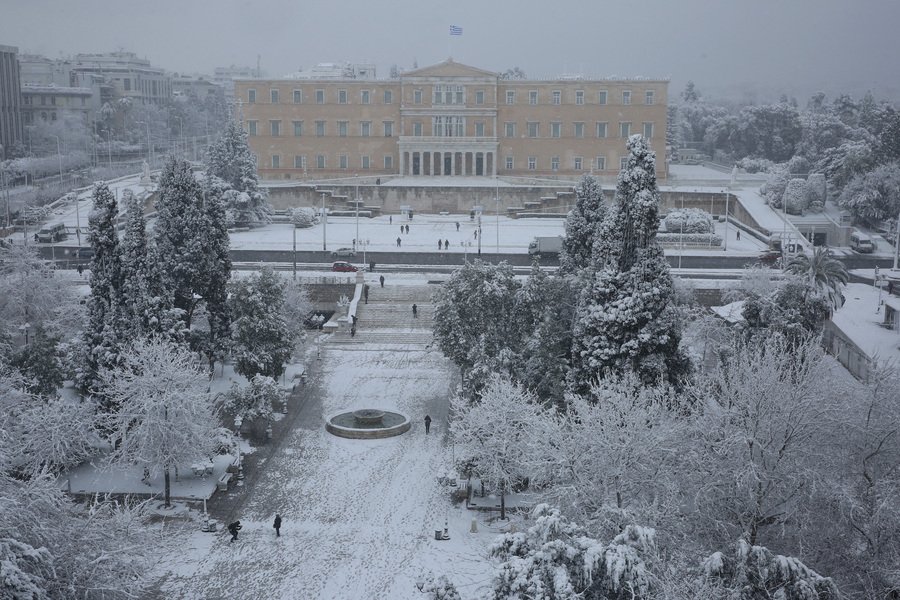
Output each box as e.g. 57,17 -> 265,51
235,59 -> 668,180
72,52 -> 171,106
0,44 -> 23,159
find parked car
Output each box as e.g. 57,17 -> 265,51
331,247 -> 357,257
331,261 -> 358,272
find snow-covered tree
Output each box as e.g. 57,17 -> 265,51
689,333 -> 829,546
223,374 -> 281,423
78,181 -> 125,397
450,375 -> 556,519
741,278 -> 832,342
560,174 -> 606,274
97,337 -> 223,507
838,161 -> 900,226
662,208 -> 713,234
490,504 -> 656,600
197,176 -> 232,366
782,178 -> 809,215
290,206 -> 318,228
205,119 -> 271,227
8,326 -> 63,399
415,574 -> 461,600
280,278 -> 314,344
570,135 -> 689,392
702,537 -> 839,600
229,267 -> 294,379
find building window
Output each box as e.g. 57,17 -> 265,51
270,89 -> 279,104
40,96 -> 46,106
413,121 -> 422,136
316,89 -> 324,104
50,96 -> 56,106
574,122 -> 585,138
293,89 -> 302,104
506,90 -> 515,104
574,157 -> 583,170
316,120 -> 325,137
620,156 -> 628,170
620,122 -> 631,138
475,90 -> 484,105
414,89 -> 422,104
552,90 -> 561,105
643,122 -> 654,139
384,155 -> 393,169
248,120 -> 257,136
338,89 -> 348,104
361,121 -> 371,137
294,155 -> 306,169
317,154 -> 326,169
248,89 -> 256,103
384,89 -> 393,104
40,111 -> 47,120
550,122 -> 561,138
504,122 -> 516,137
645,90 -> 654,105
383,121 -> 393,137
551,156 -> 560,171
505,156 -> 514,170
338,121 -> 348,137
270,120 -> 281,136
361,155 -> 370,169
456,86 -> 464,104
432,84 -> 464,104
598,90 -> 607,105
432,116 -> 464,137
528,156 -> 536,170
576,90 -> 584,105
475,121 -> 485,137
596,122 -> 608,138
23,95 -> 31,105
124,78 -> 131,91
595,156 -> 606,170
51,112 -> 56,121
622,90 -> 631,105
527,122 -> 539,138
361,90 -> 370,104
81,97 -> 86,106
339,154 -> 348,169
529,90 -> 538,105
293,121 -> 303,136
271,155 -> 280,169
152,81 -> 158,95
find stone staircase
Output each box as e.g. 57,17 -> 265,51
327,283 -> 439,347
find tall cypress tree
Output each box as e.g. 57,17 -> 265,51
198,176 -> 232,367
560,174 -> 606,275
569,135 -> 690,393
78,182 -> 125,396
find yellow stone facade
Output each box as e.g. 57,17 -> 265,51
235,59 -> 668,181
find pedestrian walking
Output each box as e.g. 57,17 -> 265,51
455,222 -> 460,232
474,230 -> 478,240
379,275 -> 385,288
77,264 -> 84,276
351,325 -> 356,337
397,237 -> 402,247
400,225 -> 404,234
438,239 -> 442,250
364,284 -> 369,303
405,224 -> 410,234
444,239 -> 449,250
736,230 -> 741,241
424,414 -> 432,434
228,521 -> 242,542
389,215 -> 392,224
273,514 -> 282,537
412,303 -> 418,318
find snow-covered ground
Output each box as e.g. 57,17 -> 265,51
833,281 -> 900,360
151,339 -> 503,600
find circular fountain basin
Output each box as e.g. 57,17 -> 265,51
326,409 -> 410,439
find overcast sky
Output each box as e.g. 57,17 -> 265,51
3,0 -> 900,101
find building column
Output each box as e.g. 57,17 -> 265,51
450,152 -> 456,176
436,151 -> 443,176
491,151 -> 497,177
399,151 -> 405,176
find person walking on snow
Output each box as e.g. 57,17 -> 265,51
273,514 -> 282,537
444,239 -> 449,250
389,215 -> 392,224
438,239 -> 442,250
405,224 -> 409,234
400,225 -> 404,234
412,303 -> 418,318
379,275 -> 385,288
364,284 -> 369,304
228,521 -> 242,542
396,237 -> 401,247
424,414 -> 432,434
455,222 -> 460,232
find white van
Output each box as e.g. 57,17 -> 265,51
850,231 -> 875,253
35,223 -> 67,243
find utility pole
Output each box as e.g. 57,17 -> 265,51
292,225 -> 297,281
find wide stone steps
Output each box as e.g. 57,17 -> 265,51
363,284 -> 439,303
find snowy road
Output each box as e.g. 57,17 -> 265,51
153,334 -> 496,599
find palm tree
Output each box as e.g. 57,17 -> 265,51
786,246 -> 849,309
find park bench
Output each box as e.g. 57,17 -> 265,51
217,472 -> 232,492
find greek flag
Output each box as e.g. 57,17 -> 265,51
449,25 -> 463,36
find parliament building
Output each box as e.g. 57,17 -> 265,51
235,59 -> 668,182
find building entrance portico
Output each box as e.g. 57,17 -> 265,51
399,139 -> 497,177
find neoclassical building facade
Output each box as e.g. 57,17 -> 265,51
235,59 -> 668,181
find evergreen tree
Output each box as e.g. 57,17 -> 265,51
78,182 -> 125,396
560,174 -> 606,275
205,120 -> 271,227
229,267 -> 293,379
197,177 -> 232,367
570,136 -> 689,392
9,326 -> 63,399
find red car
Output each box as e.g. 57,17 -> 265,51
331,261 -> 358,272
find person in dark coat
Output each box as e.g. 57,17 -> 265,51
389,215 -> 392,224
396,237 -> 401,247
379,275 -> 385,288
400,225 -> 404,234
77,264 -> 84,276
405,224 -> 409,234
364,284 -> 369,303
456,222 -> 460,232
444,239 -> 449,250
274,514 -> 282,537
412,303 -> 418,318
424,415 -> 432,434
228,521 -> 242,542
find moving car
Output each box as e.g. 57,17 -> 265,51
331,247 -> 357,257
331,261 -> 358,272
849,231 -> 875,253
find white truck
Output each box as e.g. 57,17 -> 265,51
527,236 -> 563,258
